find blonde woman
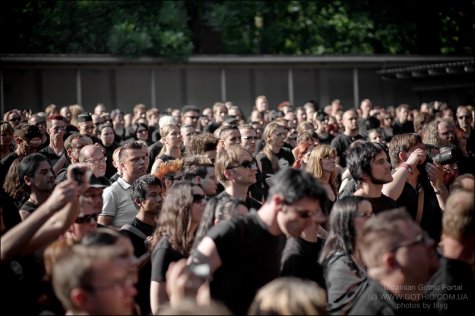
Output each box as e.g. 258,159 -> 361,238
305,144 -> 338,208
150,124 -> 182,173
256,122 -> 294,199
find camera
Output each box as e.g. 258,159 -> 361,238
428,147 -> 458,166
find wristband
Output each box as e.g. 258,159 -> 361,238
434,185 -> 447,195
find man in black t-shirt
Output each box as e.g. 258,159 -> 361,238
346,141 -> 398,214
190,168 -> 327,315
330,110 -> 364,168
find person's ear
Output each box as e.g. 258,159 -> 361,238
14,136 -> 23,145
382,252 -> 399,271
272,194 -> 285,212
70,287 -> 88,309
223,169 -> 233,181
135,198 -> 143,209
23,175 -> 33,186
399,151 -> 408,163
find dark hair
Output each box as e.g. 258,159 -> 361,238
154,181 -> 197,256
80,227 -> 121,246
268,168 -> 327,205
183,164 -> 212,181
130,122 -> 149,139
346,141 -> 386,182
19,153 -> 50,193
181,105 -> 200,114
320,196 -> 368,263
131,174 -> 162,208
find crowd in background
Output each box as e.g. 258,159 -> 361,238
1,95 -> 474,315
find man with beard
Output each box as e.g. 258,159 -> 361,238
18,153 -> 55,220
98,141 -> 149,229
189,168 -> 327,315
346,141 -> 398,214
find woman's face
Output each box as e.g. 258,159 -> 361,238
268,127 -> 286,148
135,126 -> 148,141
320,152 -> 336,173
100,127 -> 115,146
353,200 -> 373,235
164,126 -> 182,148
190,186 -> 206,224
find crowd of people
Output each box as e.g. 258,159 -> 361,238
1,96 -> 474,315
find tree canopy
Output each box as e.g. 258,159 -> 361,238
1,0 -> 472,61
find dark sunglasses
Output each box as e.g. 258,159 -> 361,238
458,115 -> 472,120
75,213 -> 99,224
192,194 -> 206,203
227,160 -> 255,170
10,117 -> 21,122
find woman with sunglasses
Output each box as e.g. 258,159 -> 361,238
319,196 -> 373,315
150,181 -> 205,314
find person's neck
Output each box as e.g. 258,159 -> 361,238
225,184 -> 249,201
257,203 -> 282,236
121,173 -> 136,184
269,144 -> 281,154
355,182 -> 382,198
344,129 -> 357,137
136,211 -> 156,226
377,274 -> 424,301
442,236 -> 474,264
164,146 -> 181,157
300,224 -> 320,243
29,191 -> 51,205
49,140 -> 64,154
320,171 -> 331,184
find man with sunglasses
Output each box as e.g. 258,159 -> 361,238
455,105 -> 474,157
214,144 -> 260,211
349,208 -> 439,315
190,168 -> 327,315
239,124 -> 264,203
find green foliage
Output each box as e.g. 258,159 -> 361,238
1,0 -> 472,58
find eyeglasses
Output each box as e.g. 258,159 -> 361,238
9,117 -> 21,122
84,157 -> 107,164
241,136 -> 258,141
75,213 -> 99,224
227,160 -> 256,170
34,122 -> 46,128
321,156 -> 336,161
185,115 -> 200,120
168,175 -> 183,182
458,115 -> 472,120
390,232 -> 432,253
192,194 -> 206,203
354,212 -> 374,218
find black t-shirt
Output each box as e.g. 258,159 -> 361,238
397,177 -> 442,243
281,237 -> 326,289
392,120 -> 414,136
216,190 -> 262,212
367,194 -> 398,215
330,133 -> 364,168
38,146 -> 62,168
256,147 -> 295,199
120,218 -> 155,316
425,257 -> 475,315
0,152 -> 20,188
207,212 -> 286,315
151,237 -> 185,282
20,200 -> 39,214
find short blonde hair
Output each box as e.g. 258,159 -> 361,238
249,277 -> 326,315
